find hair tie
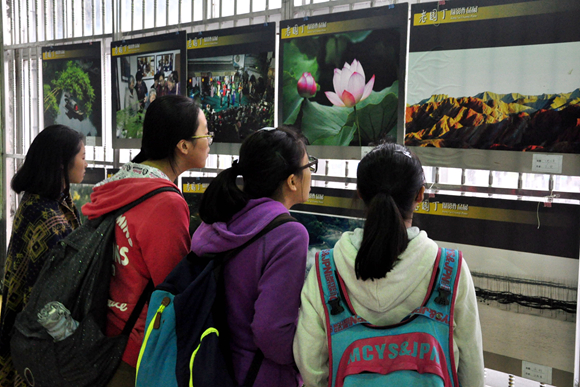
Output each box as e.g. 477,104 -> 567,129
380,190 -> 391,197
231,159 -> 243,176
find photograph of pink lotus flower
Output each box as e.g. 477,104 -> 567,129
279,7 -> 407,147
325,59 -> 375,108
297,72 -> 317,98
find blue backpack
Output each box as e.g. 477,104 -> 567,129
315,248 -> 462,387
136,214 -> 296,387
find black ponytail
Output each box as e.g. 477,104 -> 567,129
198,165 -> 249,223
355,143 -> 425,281
199,127 -> 307,224
355,193 -> 408,280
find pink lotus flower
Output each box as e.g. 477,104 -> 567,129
325,59 -> 375,108
297,72 -> 317,98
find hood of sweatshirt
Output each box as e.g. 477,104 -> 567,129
190,197 -> 289,255
82,177 -> 179,220
332,227 -> 439,315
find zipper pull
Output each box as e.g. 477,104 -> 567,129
153,297 -> 171,329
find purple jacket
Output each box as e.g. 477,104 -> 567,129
190,198 -> 308,387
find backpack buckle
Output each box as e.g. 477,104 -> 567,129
435,288 -> 450,306
328,297 -> 344,315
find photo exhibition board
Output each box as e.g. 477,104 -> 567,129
407,0 -> 580,176
111,31 -> 187,149
42,42 -> 103,146
186,24 -> 276,155
278,4 -> 409,160
182,174 -> 578,382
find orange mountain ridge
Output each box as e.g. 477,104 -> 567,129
405,90 -> 580,153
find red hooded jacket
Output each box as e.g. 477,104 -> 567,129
82,176 -> 190,367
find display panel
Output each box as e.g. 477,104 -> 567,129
42,42 -> 103,146
407,0 -> 580,175
415,193 -> 579,384
181,173 -> 579,383
278,5 -> 408,158
111,31 -> 187,149
186,24 -> 276,146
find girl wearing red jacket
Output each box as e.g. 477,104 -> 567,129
83,95 -> 212,387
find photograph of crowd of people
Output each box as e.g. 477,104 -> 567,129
136,56 -> 156,78
114,50 -> 182,139
187,52 -> 275,143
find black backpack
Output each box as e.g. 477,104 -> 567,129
135,213 -> 297,387
10,186 -> 180,387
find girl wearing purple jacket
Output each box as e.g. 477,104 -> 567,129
190,128 -> 316,386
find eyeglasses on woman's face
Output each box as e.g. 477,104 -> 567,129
191,132 -> 214,146
298,155 -> 318,174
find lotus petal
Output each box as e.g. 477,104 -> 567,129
339,67 -> 354,98
361,74 -> 375,101
341,90 -> 357,108
325,91 -> 346,107
347,72 -> 365,103
333,68 -> 344,97
351,59 -> 365,79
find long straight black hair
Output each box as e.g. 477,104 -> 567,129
11,125 -> 84,200
199,127 -> 307,224
355,143 -> 425,281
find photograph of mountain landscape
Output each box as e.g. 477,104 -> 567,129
407,0 -> 580,154
405,87 -> 580,153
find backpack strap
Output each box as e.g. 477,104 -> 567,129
408,248 -> 462,326
111,187 -> 181,336
221,213 -> 297,262
114,186 -> 181,217
315,249 -> 369,336
121,280 -> 155,336
88,186 -> 182,227
242,349 -> 264,387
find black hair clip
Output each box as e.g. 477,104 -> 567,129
395,149 -> 412,159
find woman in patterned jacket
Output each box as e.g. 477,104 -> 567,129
0,125 -> 87,387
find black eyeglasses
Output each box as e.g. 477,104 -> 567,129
191,132 -> 214,146
298,156 -> 318,173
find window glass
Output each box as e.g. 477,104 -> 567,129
438,167 -> 462,185
464,169 -> 489,187
521,173 -> 549,191
554,175 -> 580,193
491,171 -> 519,189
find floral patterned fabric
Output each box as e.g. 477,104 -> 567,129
0,192 -> 80,387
